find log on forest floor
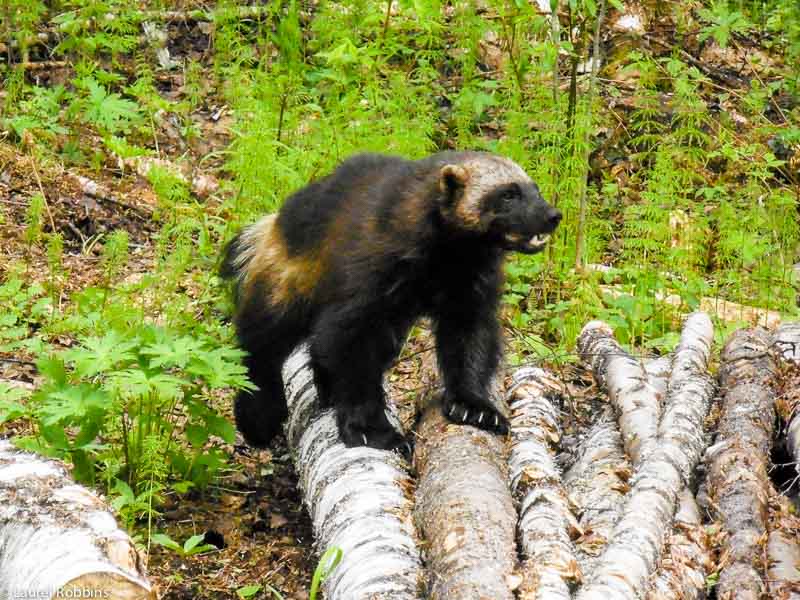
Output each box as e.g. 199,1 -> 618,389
576,313 -> 715,600
704,328 -> 778,600
271,319 -> 800,600
506,367 -> 581,599
282,347 -> 423,600
0,440 -> 154,600
413,395 -> 519,600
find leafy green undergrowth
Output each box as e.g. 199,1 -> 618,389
0,274 -> 251,522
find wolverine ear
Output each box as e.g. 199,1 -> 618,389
439,164 -> 469,200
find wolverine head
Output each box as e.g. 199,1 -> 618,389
437,153 -> 562,254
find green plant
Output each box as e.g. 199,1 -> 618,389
151,532 -> 218,557
698,2 -> 751,48
309,547 -> 343,600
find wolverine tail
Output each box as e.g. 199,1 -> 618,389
220,215 -> 277,299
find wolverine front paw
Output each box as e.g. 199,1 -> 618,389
442,396 -> 509,435
337,412 -> 412,456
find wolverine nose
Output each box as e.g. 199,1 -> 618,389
546,207 -> 562,229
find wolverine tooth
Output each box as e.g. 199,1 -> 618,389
529,233 -> 551,246
462,411 -> 468,422
478,412 -> 484,424
361,434 -> 368,445
449,405 -> 455,416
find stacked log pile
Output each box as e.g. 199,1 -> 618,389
273,316 -> 800,599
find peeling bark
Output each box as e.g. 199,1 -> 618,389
577,313 -> 715,600
414,397 -> 518,600
642,314 -> 715,600
704,328 -> 778,600
646,489 -> 712,600
507,367 -> 581,599
774,322 -> 800,476
282,348 -> 423,600
0,440 -> 154,600
768,531 -> 800,600
774,322 -> 800,363
578,320 -> 660,466
767,495 -> 800,600
563,411 -> 630,575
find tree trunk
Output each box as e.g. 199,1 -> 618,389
704,328 -> 778,600
0,440 -> 154,600
576,314 -> 715,600
414,396 -> 518,600
282,347 -> 423,600
507,367 -> 581,599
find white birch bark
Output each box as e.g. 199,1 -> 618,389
563,412 -> 630,576
282,347 -> 423,600
0,440 -> 154,600
414,398 -> 518,600
774,322 -> 800,474
507,367 -> 581,599
646,489 -> 712,600
576,313 -> 715,600
577,320 -> 661,466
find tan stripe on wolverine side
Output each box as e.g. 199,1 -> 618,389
236,214 -> 323,307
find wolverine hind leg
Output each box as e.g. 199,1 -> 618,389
233,297 -> 307,448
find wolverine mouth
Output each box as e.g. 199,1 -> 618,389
502,231 -> 552,254
528,233 -> 550,249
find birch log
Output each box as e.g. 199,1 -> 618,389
507,367 -> 581,599
770,323 -> 800,599
577,321 -> 660,465
704,328 -> 778,600
282,347 -> 423,600
576,313 -> 715,600
0,440 -> 154,600
414,397 -> 518,600
646,489 -> 712,600
767,494 -> 800,600
563,411 -> 630,575
644,313 -> 715,600
774,322 -> 800,473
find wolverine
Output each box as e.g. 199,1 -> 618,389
221,151 -> 562,452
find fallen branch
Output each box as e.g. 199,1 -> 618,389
646,489 -> 712,600
73,175 -> 152,219
0,440 -> 154,599
577,314 -> 715,600
282,348 -> 423,599
642,314 -> 715,600
578,320 -> 660,465
563,411 -> 630,575
507,367 -> 581,599
414,395 -> 518,599
121,156 -> 219,199
704,328 -> 778,600
767,494 -> 800,599
599,284 -> 784,328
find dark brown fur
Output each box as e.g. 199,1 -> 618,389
222,151 -> 561,451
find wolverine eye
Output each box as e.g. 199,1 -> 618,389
500,188 -> 519,202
